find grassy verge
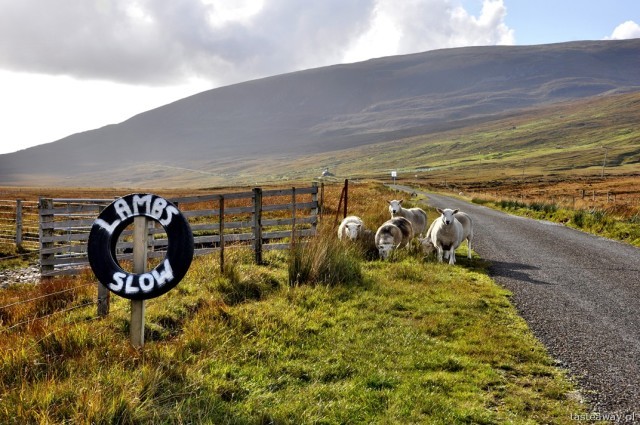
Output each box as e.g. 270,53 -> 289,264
472,198 -> 640,247
1,244 -> 594,424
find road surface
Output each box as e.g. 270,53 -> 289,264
396,186 -> 640,415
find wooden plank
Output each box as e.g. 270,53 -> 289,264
40,218 -> 96,229
52,198 -> 113,203
189,220 -> 252,232
263,228 -> 315,240
261,186 -> 316,197
169,194 -> 222,204
42,233 -> 91,243
262,216 -> 316,227
42,267 -> 87,277
40,244 -> 89,255
262,201 -> 317,212
168,191 -> 255,203
218,191 -> 255,200
41,256 -> 90,266
49,204 -> 107,214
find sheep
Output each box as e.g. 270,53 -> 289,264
420,208 -> 464,265
387,199 -> 428,236
338,216 -> 364,241
355,228 -> 378,260
375,216 -> 414,260
421,210 -> 474,261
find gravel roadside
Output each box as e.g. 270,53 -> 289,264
395,186 -> 640,416
0,264 -> 41,288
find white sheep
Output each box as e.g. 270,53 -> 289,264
375,216 -> 414,260
355,228 -> 378,260
387,199 -> 427,236
421,210 -> 474,261
421,208 -> 465,265
338,215 -> 364,241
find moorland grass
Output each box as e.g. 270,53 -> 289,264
474,197 -> 640,247
0,183 -> 598,423
0,239 -> 594,424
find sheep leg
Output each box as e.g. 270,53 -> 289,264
467,238 -> 472,259
448,249 -> 456,265
436,246 -> 444,263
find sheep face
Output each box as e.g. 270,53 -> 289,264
376,232 -> 398,260
344,223 -> 361,240
437,208 -> 459,225
377,243 -> 397,260
419,237 -> 437,255
388,199 -> 403,216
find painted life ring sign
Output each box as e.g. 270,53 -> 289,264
88,194 -> 194,300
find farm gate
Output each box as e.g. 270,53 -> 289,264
38,184 -> 319,278
0,199 -> 39,250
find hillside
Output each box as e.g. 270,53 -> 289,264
1,39 -> 639,187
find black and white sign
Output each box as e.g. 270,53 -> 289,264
88,194 -> 194,300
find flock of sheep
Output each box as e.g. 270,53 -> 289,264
337,199 -> 474,264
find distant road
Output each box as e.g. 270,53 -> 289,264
393,186 -> 640,415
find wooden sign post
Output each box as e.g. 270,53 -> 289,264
131,216 -> 148,348
87,193 -> 194,349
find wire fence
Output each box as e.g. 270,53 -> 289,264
0,182 -> 334,340
0,199 -> 39,249
0,280 -> 97,335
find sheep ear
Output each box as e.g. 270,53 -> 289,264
399,200 -> 404,204
387,200 -> 392,204
436,208 -> 443,214
356,224 -> 361,229
453,209 -> 459,214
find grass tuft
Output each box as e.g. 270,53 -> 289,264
288,226 -> 363,287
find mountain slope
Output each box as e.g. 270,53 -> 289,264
1,39 -> 639,187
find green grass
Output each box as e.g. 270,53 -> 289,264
474,198 -> 640,247
223,91 -> 640,185
0,236 -> 594,423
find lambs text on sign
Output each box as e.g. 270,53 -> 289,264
88,194 -> 194,300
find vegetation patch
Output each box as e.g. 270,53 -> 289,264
0,183 -> 595,423
473,197 -> 640,247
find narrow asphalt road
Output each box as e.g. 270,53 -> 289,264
394,186 -> 640,415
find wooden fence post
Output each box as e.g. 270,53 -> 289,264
15,200 -> 23,250
39,198 -> 54,277
343,179 -> 349,219
97,284 -> 110,317
130,216 -> 148,348
253,188 -> 263,265
219,196 -> 225,273
312,182 -> 319,232
335,186 -> 345,226
319,182 -> 324,219
290,187 -> 297,249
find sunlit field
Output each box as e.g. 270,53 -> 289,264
0,182 -> 595,423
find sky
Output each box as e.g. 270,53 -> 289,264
0,0 -> 639,155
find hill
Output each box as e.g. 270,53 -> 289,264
1,39 -> 639,187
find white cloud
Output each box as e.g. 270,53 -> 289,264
606,20 -> 640,40
0,70 -> 210,153
344,0 -> 514,63
0,0 -> 513,87
0,0 -> 515,154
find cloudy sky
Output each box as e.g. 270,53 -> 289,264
1,0 -> 639,155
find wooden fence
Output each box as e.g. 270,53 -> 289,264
38,184 -> 319,277
0,199 -> 39,249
